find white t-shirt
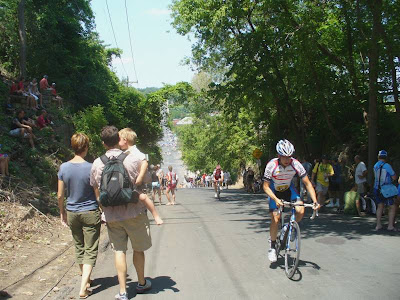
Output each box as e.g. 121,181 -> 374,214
126,145 -> 146,161
355,162 -> 367,185
263,158 -> 306,191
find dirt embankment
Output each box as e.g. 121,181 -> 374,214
0,198 -> 76,300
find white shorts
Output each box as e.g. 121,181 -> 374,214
9,128 -> 29,137
316,182 -> 329,195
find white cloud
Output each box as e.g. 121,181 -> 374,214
146,8 -> 170,16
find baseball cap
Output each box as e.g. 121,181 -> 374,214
378,150 -> 387,157
43,75 -> 48,78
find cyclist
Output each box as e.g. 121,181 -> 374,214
263,140 -> 319,263
213,165 -> 224,198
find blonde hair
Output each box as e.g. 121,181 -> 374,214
119,128 -> 137,146
71,133 -> 89,154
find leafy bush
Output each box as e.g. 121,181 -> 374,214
72,105 -> 108,158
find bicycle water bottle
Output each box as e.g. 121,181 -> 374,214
280,225 -> 288,240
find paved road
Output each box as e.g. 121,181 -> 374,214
59,130 -> 400,299
61,187 -> 400,300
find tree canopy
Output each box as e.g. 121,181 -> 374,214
170,0 -> 400,181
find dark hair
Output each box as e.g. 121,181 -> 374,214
100,126 -> 120,147
16,109 -> 24,116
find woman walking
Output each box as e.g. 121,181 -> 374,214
166,165 -> 178,205
58,133 -> 101,299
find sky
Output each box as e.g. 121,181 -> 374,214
91,0 -> 196,88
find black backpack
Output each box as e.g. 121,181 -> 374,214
99,153 -> 139,207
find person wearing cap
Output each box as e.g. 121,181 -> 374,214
311,155 -> 334,209
373,150 -> 397,231
40,75 -> 50,91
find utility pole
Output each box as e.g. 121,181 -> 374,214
125,76 -> 138,87
18,0 -> 26,78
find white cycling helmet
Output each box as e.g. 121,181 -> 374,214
276,139 -> 295,156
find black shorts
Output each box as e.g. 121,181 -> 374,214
329,182 -> 340,192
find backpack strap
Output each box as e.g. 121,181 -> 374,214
100,155 -> 109,165
378,163 -> 386,189
117,152 -> 128,162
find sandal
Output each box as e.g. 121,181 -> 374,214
387,227 -> 399,232
79,290 -> 92,299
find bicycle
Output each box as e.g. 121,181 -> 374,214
215,180 -> 222,200
275,200 -> 318,279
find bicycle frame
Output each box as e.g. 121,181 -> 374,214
278,201 -> 317,250
279,206 -> 297,250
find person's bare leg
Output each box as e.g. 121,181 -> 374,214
318,191 -> 326,208
166,188 -> 172,205
79,264 -> 93,297
387,204 -> 397,230
157,189 -> 162,205
133,251 -> 146,285
171,189 -> 176,204
27,134 -> 35,148
356,200 -> 362,216
114,251 -> 127,295
295,205 -> 305,222
270,211 -> 280,242
0,159 -> 5,176
4,158 -> 7,176
376,203 -> 384,230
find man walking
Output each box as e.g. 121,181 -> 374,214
90,126 -> 153,300
311,155 -> 334,209
354,155 -> 368,211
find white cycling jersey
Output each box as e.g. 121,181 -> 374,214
263,158 -> 307,192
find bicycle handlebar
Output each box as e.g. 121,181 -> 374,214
279,200 -> 319,220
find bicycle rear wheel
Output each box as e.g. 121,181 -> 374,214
284,221 -> 301,279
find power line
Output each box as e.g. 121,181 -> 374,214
105,0 -> 129,79
124,0 -> 139,84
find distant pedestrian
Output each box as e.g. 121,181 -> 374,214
327,158 -> 341,208
354,155 -> 368,211
151,165 -> 162,205
224,171 -> 231,189
373,150 -> 397,231
311,155 -> 334,209
57,133 -> 100,299
166,166 -> 178,204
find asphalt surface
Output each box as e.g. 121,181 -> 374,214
59,129 -> 400,299
60,188 -> 400,300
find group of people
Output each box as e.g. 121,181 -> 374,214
195,171 -> 231,189
150,164 -> 179,206
58,126 -> 163,300
9,108 -> 53,149
262,139 -> 400,263
9,75 -> 64,109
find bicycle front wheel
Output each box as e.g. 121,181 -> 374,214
284,221 -> 301,279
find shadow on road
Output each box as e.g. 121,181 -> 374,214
90,275 -> 179,297
127,276 -> 179,295
214,189 -> 399,240
269,257 -> 320,282
90,275 -> 124,295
